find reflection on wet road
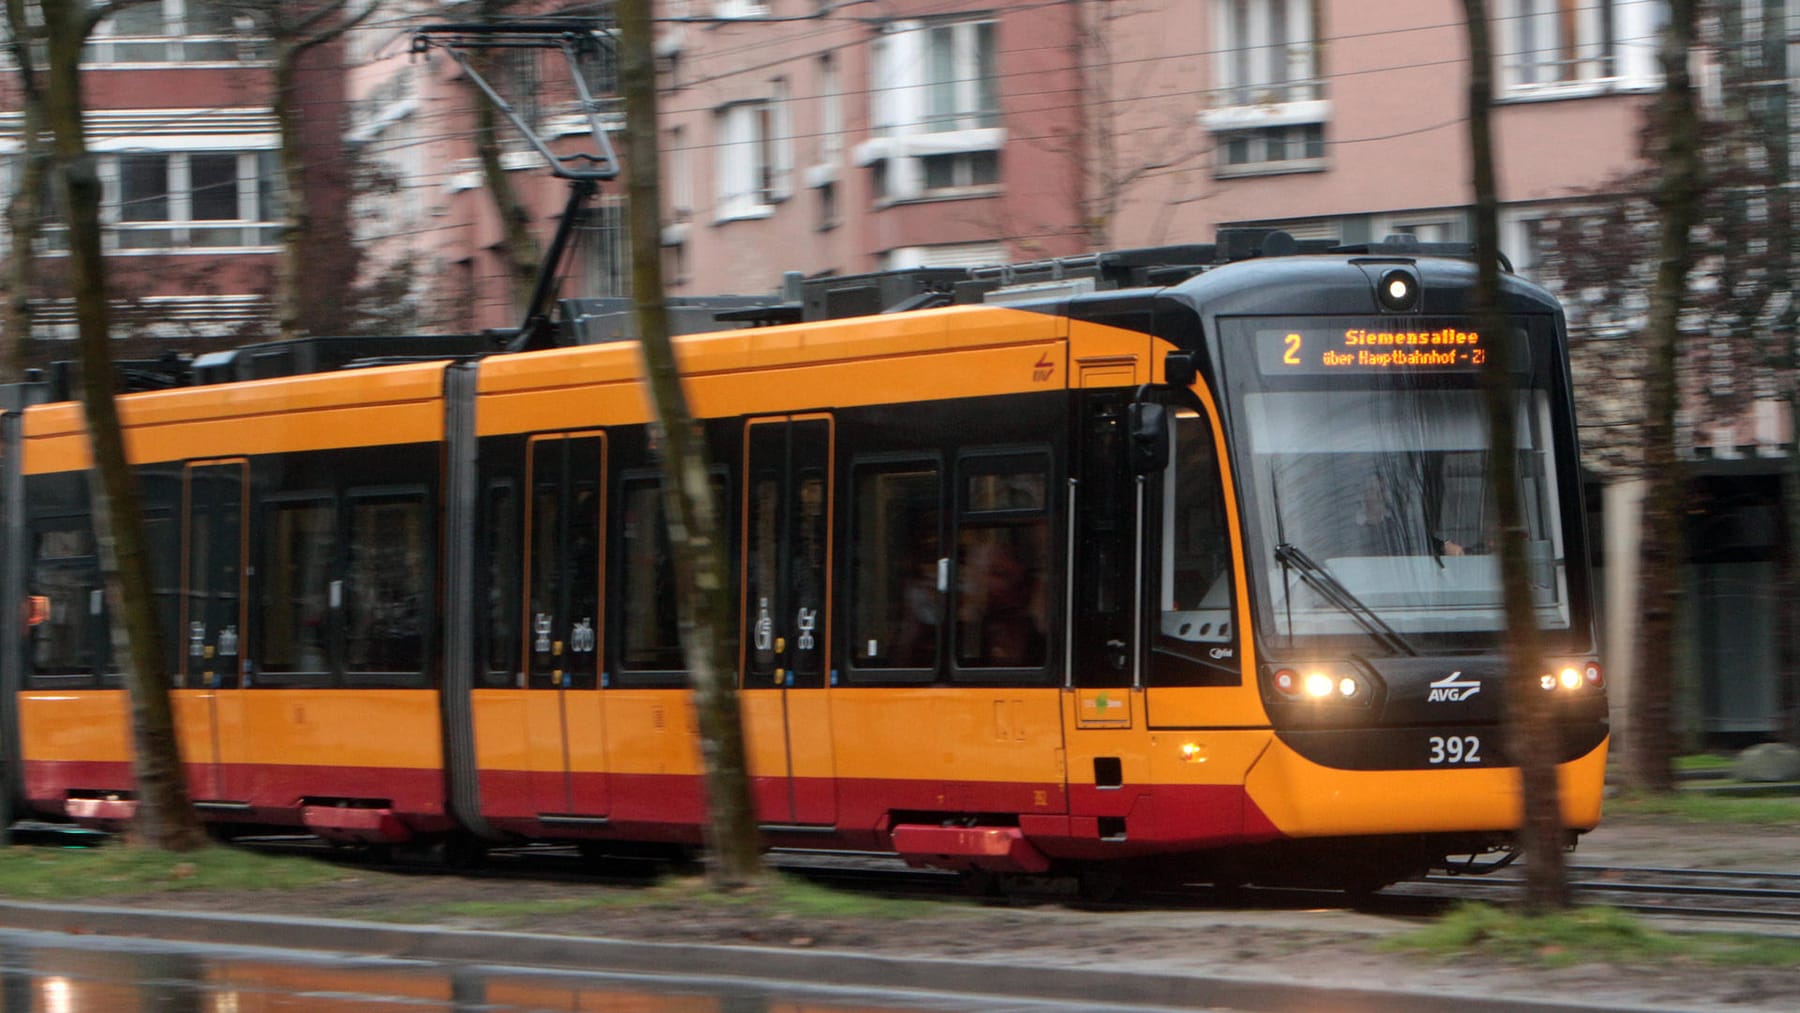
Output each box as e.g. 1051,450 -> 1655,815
0,929 -> 1197,1013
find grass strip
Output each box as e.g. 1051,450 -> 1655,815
1384,902 -> 1800,969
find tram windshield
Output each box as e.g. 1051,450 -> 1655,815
1229,344 -> 1575,651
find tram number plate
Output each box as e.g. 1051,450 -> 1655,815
1427,734 -> 1483,765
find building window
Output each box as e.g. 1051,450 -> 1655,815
868,19 -> 999,133
1496,0 -> 1666,97
86,0 -> 253,64
768,76 -> 794,198
818,52 -> 843,163
1205,0 -> 1327,176
715,97 -> 788,222
859,17 -> 1004,204
922,150 -> 999,193
583,32 -> 619,99
713,0 -> 769,18
1384,219 -> 1461,243
1215,0 -> 1320,106
1215,124 -> 1325,176
884,241 -> 1007,270
497,47 -> 547,151
108,150 -> 279,251
577,200 -> 629,299
922,19 -> 998,133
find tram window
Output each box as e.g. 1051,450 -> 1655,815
1150,411 -> 1238,686
483,481 -> 519,687
259,498 -> 335,680
345,492 -> 429,680
848,461 -> 940,676
528,472 -> 562,672
746,473 -> 780,679
27,518 -> 105,687
953,452 -> 1050,675
791,472 -> 828,681
618,476 -> 684,672
145,509 -> 181,686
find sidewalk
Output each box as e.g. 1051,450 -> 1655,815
0,896 -> 1758,1013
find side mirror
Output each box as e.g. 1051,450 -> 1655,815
1127,401 -> 1169,474
1164,351 -> 1198,387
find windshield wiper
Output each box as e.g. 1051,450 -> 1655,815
1274,542 -> 1418,657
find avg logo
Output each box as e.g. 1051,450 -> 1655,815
1033,352 -> 1056,382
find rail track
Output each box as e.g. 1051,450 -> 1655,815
16,822 -> 1800,926
1397,864 -> 1800,924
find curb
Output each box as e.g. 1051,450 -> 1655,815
0,901 -> 1715,1013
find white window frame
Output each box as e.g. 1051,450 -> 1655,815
712,0 -> 770,19
1375,215 -> 1465,244
818,52 -> 843,164
714,101 -> 774,222
1495,0 -> 1667,99
1213,123 -> 1326,178
861,18 -> 1003,204
1203,0 -> 1329,176
1209,0 -> 1322,108
667,124 -> 694,222
85,0 -> 260,67
99,148 -> 280,253
768,76 -> 794,202
885,242 -> 1007,270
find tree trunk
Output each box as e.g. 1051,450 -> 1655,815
1461,0 -> 1567,912
40,0 -> 206,852
1629,0 -> 1703,793
3,0 -> 48,380
618,0 -> 763,888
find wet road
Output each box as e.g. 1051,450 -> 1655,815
0,929 -> 1210,1013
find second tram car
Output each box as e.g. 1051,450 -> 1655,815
1,234 -> 1606,892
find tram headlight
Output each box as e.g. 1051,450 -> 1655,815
1540,659 -> 1604,693
1265,662 -> 1377,707
1378,268 -> 1419,311
1303,671 -> 1335,699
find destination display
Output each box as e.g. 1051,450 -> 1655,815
1256,322 -> 1493,375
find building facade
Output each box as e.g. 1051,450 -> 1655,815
0,1 -> 355,356
346,0 -> 1093,333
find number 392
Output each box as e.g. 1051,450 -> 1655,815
1428,735 -> 1482,765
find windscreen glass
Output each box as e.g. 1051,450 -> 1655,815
1226,316 -> 1577,653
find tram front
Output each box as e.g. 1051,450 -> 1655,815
1184,255 -> 1608,870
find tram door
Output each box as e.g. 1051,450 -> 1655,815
524,433 -> 608,820
181,460 -> 247,803
741,416 -> 836,827
1070,381 -> 1139,728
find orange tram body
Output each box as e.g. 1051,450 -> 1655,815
0,236 -> 1607,893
